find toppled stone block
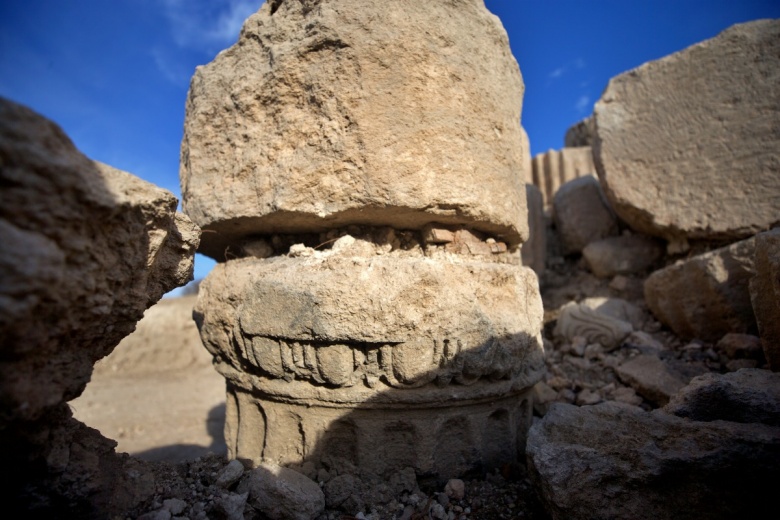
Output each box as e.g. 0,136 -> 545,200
715,333 -> 765,364
582,234 -> 664,278
527,402 -> 780,520
0,98 -> 199,426
531,147 -> 595,206
593,20 -> 780,243
552,175 -> 618,254
181,0 -> 528,259
644,236 -> 757,342
521,184 -> 546,276
664,369 -> 780,426
750,227 -> 780,370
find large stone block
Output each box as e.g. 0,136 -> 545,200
564,116 -> 594,148
0,98 -> 200,426
194,242 -> 545,477
0,98 -> 199,516
750,228 -> 780,371
644,237 -> 757,342
181,0 -> 528,260
593,20 -> 780,242
552,175 -> 618,254
527,402 -> 780,520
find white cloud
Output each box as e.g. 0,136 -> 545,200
162,0 -> 264,52
549,66 -> 566,80
575,95 -> 591,113
549,58 -> 587,81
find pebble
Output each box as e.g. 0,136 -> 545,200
445,479 -> 465,500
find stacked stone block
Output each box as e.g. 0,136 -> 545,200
182,0 -> 544,480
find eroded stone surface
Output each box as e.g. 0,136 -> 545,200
0,98 -> 199,426
554,300 -> 633,350
195,245 -> 544,477
0,98 -> 199,517
527,402 -> 780,520
593,20 -> 780,242
181,0 -> 528,259
664,369 -> 780,426
644,236 -> 757,342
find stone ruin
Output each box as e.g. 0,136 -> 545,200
181,0 -> 545,482
2,2 -> 780,518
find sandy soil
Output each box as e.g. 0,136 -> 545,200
70,296 -> 227,462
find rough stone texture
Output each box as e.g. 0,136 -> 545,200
644,236 -> 757,342
195,245 -> 544,478
181,0 -> 528,260
564,116 -> 594,148
0,98 -> 200,426
0,98 -> 199,517
531,146 -> 595,206
237,463 -> 325,520
582,234 -> 664,278
527,402 -> 780,520
750,227 -> 780,371
552,175 -> 618,254
715,333 -> 765,363
520,126 -> 533,184
521,184 -> 546,275
665,369 -> 780,426
592,20 -> 780,243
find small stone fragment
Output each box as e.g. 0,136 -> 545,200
554,301 -> 633,350
216,459 -> 245,489
163,498 -> 187,515
444,479 -> 465,500
237,463 -> 325,520
422,225 -> 455,245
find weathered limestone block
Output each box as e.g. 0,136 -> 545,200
527,402 -> 780,520
0,98 -> 200,426
564,116 -> 594,148
552,175 -> 618,254
750,228 -> 780,371
181,0 -> 528,260
582,234 -> 664,278
521,184 -> 546,275
665,369 -> 780,426
531,146 -> 595,206
593,20 -> 780,243
644,237 -> 757,342
195,244 -> 545,477
0,98 -> 199,516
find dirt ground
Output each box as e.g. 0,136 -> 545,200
70,295 -> 227,462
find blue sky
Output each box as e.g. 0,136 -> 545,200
2,0 -> 778,286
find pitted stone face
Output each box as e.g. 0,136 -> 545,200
180,0 -> 527,260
